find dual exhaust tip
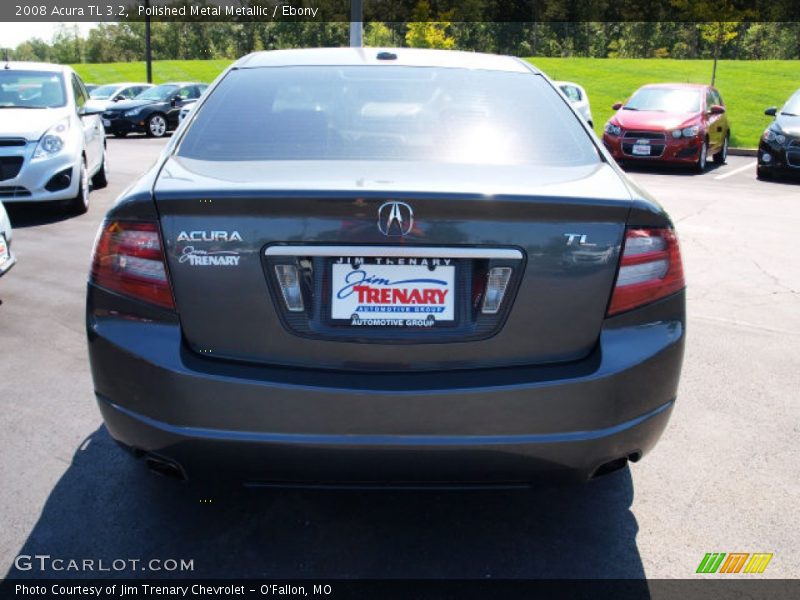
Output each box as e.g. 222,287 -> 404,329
140,452 -> 642,484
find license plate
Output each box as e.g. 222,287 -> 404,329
102,119 -> 111,127
632,141 -> 651,156
330,260 -> 455,327
0,235 -> 10,267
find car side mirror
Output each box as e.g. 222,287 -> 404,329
612,102 -> 623,110
709,105 -> 725,115
170,97 -> 179,107
113,95 -> 125,102
764,106 -> 777,117
79,106 -> 104,117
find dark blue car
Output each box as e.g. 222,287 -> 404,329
101,82 -> 207,138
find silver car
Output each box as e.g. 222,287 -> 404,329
0,200 -> 14,276
85,81 -> 153,113
557,80 -> 593,128
0,62 -> 108,214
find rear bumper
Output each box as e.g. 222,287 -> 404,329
88,288 -> 685,484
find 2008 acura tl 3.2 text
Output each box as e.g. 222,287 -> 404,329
86,48 -> 685,486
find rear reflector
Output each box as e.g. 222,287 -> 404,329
607,227 -> 684,316
482,266 -> 513,314
274,264 -> 304,312
90,221 -> 175,309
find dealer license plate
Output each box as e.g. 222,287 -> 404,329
102,119 -> 111,127
330,259 -> 456,327
632,140 -> 651,156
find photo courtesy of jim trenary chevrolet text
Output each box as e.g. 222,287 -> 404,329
0,1 -> 798,599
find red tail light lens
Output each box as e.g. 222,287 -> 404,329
607,227 -> 684,316
90,221 -> 175,309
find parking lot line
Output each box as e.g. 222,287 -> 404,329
714,161 -> 757,180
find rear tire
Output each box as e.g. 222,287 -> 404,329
713,133 -> 729,165
695,139 -> 708,173
66,159 -> 89,215
146,113 -> 167,138
91,147 -> 108,190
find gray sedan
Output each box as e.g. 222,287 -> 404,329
87,48 -> 685,486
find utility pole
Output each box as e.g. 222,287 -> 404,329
144,0 -> 152,82
350,0 -> 363,47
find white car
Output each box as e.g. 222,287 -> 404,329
0,200 -> 14,276
556,81 -> 593,128
85,82 -> 153,112
0,62 -> 108,214
178,99 -> 197,123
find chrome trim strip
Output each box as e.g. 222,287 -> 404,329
265,246 -> 523,260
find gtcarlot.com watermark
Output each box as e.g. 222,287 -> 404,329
14,554 -> 194,573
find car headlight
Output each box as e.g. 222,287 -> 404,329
671,129 -> 682,138
124,108 -> 142,117
681,125 -> 700,138
763,128 -> 786,145
604,122 -> 621,136
32,118 -> 69,159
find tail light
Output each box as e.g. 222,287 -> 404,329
90,221 -> 175,309
607,227 -> 684,316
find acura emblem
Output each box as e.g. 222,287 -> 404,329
377,201 -> 414,236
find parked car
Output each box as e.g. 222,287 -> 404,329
101,82 -> 208,138
0,62 -> 108,214
0,200 -> 14,276
178,99 -> 197,123
602,83 -> 730,172
84,83 -> 99,94
85,82 -> 153,112
556,80 -> 593,127
758,88 -> 800,180
88,48 -> 685,486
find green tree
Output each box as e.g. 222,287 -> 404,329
364,22 -> 397,47
700,22 -> 740,86
405,1 -> 455,50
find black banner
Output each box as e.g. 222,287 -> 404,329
2,579 -> 800,600
2,0 -> 799,23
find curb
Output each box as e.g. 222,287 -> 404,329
729,148 -> 757,157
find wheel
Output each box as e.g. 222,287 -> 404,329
695,138 -> 708,173
91,147 -> 108,189
146,113 -> 167,138
713,132 -> 729,165
66,159 -> 89,215
113,132 -> 127,138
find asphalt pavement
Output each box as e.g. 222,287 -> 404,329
0,138 -> 798,580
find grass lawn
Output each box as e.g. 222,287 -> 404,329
527,57 -> 800,149
72,58 -> 800,148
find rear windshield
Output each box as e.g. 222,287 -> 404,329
178,66 -> 598,166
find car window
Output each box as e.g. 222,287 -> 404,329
0,71 -> 67,109
120,86 -> 137,99
560,85 -> 581,102
705,90 -> 715,112
178,87 -> 196,100
178,66 -> 599,166
625,87 -> 701,113
72,75 -> 87,109
711,89 -> 723,107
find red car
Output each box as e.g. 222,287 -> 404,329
602,83 -> 730,172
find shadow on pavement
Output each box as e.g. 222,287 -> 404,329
6,426 -> 647,581
4,202 -> 76,229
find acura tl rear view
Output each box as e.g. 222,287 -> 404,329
86,49 -> 685,486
